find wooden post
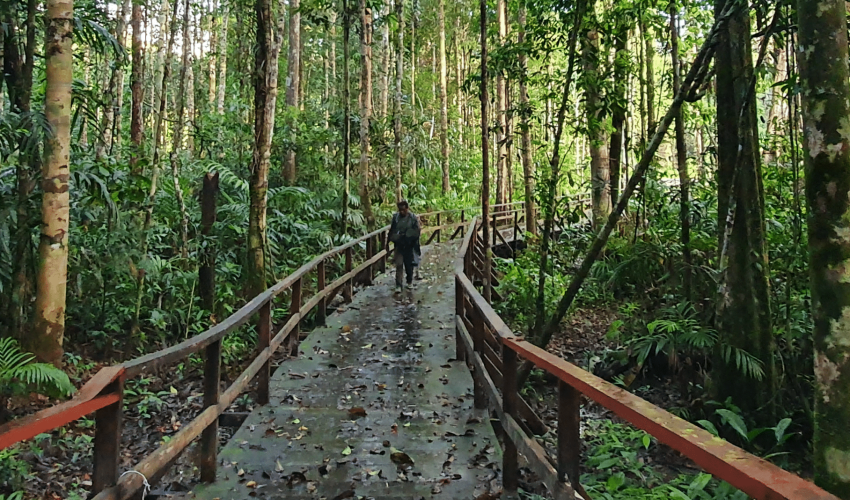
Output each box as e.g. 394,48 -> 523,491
558,380 -> 581,487
492,213 -> 498,247
200,338 -> 221,482
502,346 -> 519,492
455,276 -> 466,361
257,301 -> 271,405
344,247 -> 353,302
289,278 -> 302,354
513,210 -> 518,241
317,260 -> 327,325
437,213 -> 442,242
380,231 -> 388,274
92,379 -> 123,494
366,236 -> 374,285
200,172 -> 219,314
471,312 -> 487,410
461,209 -> 466,237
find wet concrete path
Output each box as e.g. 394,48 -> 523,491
189,242 -> 504,500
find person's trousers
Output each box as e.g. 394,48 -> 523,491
394,245 -> 415,286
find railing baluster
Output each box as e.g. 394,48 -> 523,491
380,231 -> 388,274
471,311 -> 487,410
344,247 -> 353,303
317,260 -> 327,325
502,346 -> 519,493
455,276 -> 466,362
558,380 -> 581,487
461,210 -> 466,237
200,338 -> 221,482
257,301 -> 271,405
492,213 -> 497,247
366,236 -> 374,285
290,278 -> 302,354
437,213 -> 442,243
92,379 -> 123,494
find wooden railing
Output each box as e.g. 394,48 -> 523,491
454,210 -> 839,500
0,206 -> 474,500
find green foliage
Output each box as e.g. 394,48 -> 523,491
580,420 -> 746,500
0,447 -> 28,495
0,338 -> 75,400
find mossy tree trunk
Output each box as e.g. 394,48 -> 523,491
797,0 -> 850,495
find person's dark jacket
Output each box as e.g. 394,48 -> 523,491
390,212 -> 420,250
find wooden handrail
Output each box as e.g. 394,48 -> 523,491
454,211 -> 839,500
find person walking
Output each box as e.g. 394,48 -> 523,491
389,200 -> 421,289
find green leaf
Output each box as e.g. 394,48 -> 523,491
598,457 -> 620,469
697,420 -> 719,437
716,409 -> 748,441
773,418 -> 792,445
641,434 -> 651,450
687,473 -> 712,494
668,486 -> 692,500
605,472 -> 625,492
341,446 -> 352,456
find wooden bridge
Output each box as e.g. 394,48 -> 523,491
0,199 -> 839,500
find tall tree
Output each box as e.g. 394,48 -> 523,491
479,0 -> 491,302
797,0 -> 850,495
608,22 -> 628,206
517,0 -> 535,233
130,0 -> 145,173
583,14 -> 611,230
393,0 -> 404,202
438,0 -> 449,193
217,4 -> 229,115
494,0 -> 508,206
248,0 -> 281,296
341,0 -> 352,233
33,0 -> 73,364
283,0 -> 300,184
713,0 -> 774,414
359,0 -> 375,228
669,1 -> 690,299
170,0 -> 192,261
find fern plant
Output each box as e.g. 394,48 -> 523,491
0,338 -> 75,422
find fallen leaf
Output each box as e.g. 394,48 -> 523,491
348,407 -> 367,418
341,446 -> 352,456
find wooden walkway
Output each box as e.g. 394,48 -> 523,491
190,241 -> 506,499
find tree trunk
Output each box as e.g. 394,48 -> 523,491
609,25 -> 627,206
518,0 -> 535,234
185,17 -> 195,154
670,2 -> 691,300
208,0 -> 217,108
393,0 -> 404,202
713,0 -> 774,415
479,0 -> 491,302
797,0 -> 850,495
5,0 -> 38,342
379,3 -> 390,117
170,0 -> 192,261
248,0 -> 281,296
33,0 -> 73,365
438,0 -> 449,193
494,0 -> 507,206
96,0 -> 129,160
584,19 -> 611,230
217,5 -> 229,115
645,31 -> 655,134
410,18 -> 416,109
130,0 -> 145,173
283,0 -> 300,184
342,0 -> 351,234
359,0 -> 375,228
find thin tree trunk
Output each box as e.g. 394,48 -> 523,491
217,5 -> 229,114
130,0 -> 145,173
479,0 -> 491,303
645,33 -> 655,134
185,11 -> 195,153
208,0 -> 217,108
494,0 -> 507,206
410,19 -> 416,109
96,0 -> 130,160
33,0 -> 74,364
609,25 -> 627,206
248,0 -> 282,296
359,0 -> 375,228
342,0 -> 351,234
670,2 -> 691,300
170,0 -> 192,261
518,0 -> 535,234
379,3 -> 390,117
798,0 -> 850,494
133,0 -> 179,332
531,0 -> 586,340
5,0 -> 38,342
438,0 -> 449,193
283,0 -> 300,184
393,0 -> 404,202
584,19 -> 611,230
